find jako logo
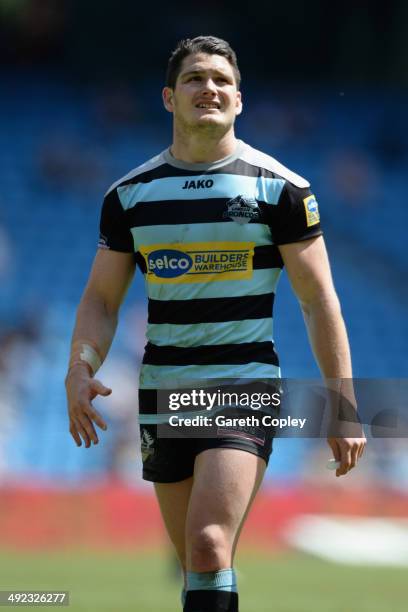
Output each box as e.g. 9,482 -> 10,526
147,249 -> 193,278
182,179 -> 214,190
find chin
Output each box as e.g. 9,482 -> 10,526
197,115 -> 222,124
194,115 -> 227,129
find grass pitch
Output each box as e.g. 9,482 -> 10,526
0,549 -> 406,611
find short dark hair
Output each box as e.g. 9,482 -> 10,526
166,36 -> 241,89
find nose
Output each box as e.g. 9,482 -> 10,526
200,78 -> 218,95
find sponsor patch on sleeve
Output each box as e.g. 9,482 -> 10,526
303,195 -> 320,227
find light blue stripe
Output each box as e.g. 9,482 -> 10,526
131,222 -> 273,250
139,363 -> 281,389
139,412 -> 183,424
146,318 -> 273,347
256,177 -> 285,205
187,569 -> 237,592
118,174 -> 285,209
139,412 -> 192,424
139,405 -> 253,424
147,268 -> 282,300
139,402 -> 274,424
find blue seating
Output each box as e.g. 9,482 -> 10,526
1,73 -> 406,482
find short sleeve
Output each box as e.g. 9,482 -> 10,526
98,188 -> 134,252
270,182 -> 323,245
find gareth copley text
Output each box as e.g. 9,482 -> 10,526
169,414 -> 307,429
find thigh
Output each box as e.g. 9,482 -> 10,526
155,477 -> 194,571
186,448 -> 266,560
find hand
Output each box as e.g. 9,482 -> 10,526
327,435 -> 367,477
65,364 -> 111,448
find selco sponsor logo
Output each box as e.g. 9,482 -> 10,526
141,241 -> 255,284
147,250 -> 193,278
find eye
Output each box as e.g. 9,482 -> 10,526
188,76 -> 202,82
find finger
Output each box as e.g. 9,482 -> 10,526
327,438 -> 341,462
86,406 -> 108,431
350,444 -> 359,469
358,440 -> 366,459
90,379 -> 112,398
337,446 -> 351,477
74,417 -> 92,448
78,414 -> 99,445
74,398 -> 100,444
69,422 -> 82,447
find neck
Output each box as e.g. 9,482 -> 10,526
171,125 -> 238,164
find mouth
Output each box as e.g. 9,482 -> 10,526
195,102 -> 221,110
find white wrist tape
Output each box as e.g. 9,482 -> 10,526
79,343 -> 102,375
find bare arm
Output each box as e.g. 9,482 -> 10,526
279,236 -> 366,475
65,249 -> 136,448
279,236 -> 351,378
70,249 -> 135,360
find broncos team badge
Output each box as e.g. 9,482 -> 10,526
223,195 -> 260,225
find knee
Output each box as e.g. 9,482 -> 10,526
187,525 -> 231,572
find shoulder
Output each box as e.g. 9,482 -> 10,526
238,142 -> 310,189
104,151 -> 166,197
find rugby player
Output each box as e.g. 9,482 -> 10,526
65,36 -> 366,611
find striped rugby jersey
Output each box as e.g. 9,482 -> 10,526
99,140 -> 322,394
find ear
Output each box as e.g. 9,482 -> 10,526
162,87 -> 174,113
235,90 -> 243,116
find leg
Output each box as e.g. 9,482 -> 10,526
186,448 -> 265,571
154,477 -> 193,573
184,448 -> 266,611
155,476 -> 194,608
139,418 -> 196,608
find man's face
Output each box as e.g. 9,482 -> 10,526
163,52 -> 242,133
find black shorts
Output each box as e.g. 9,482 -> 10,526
139,408 -> 276,483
